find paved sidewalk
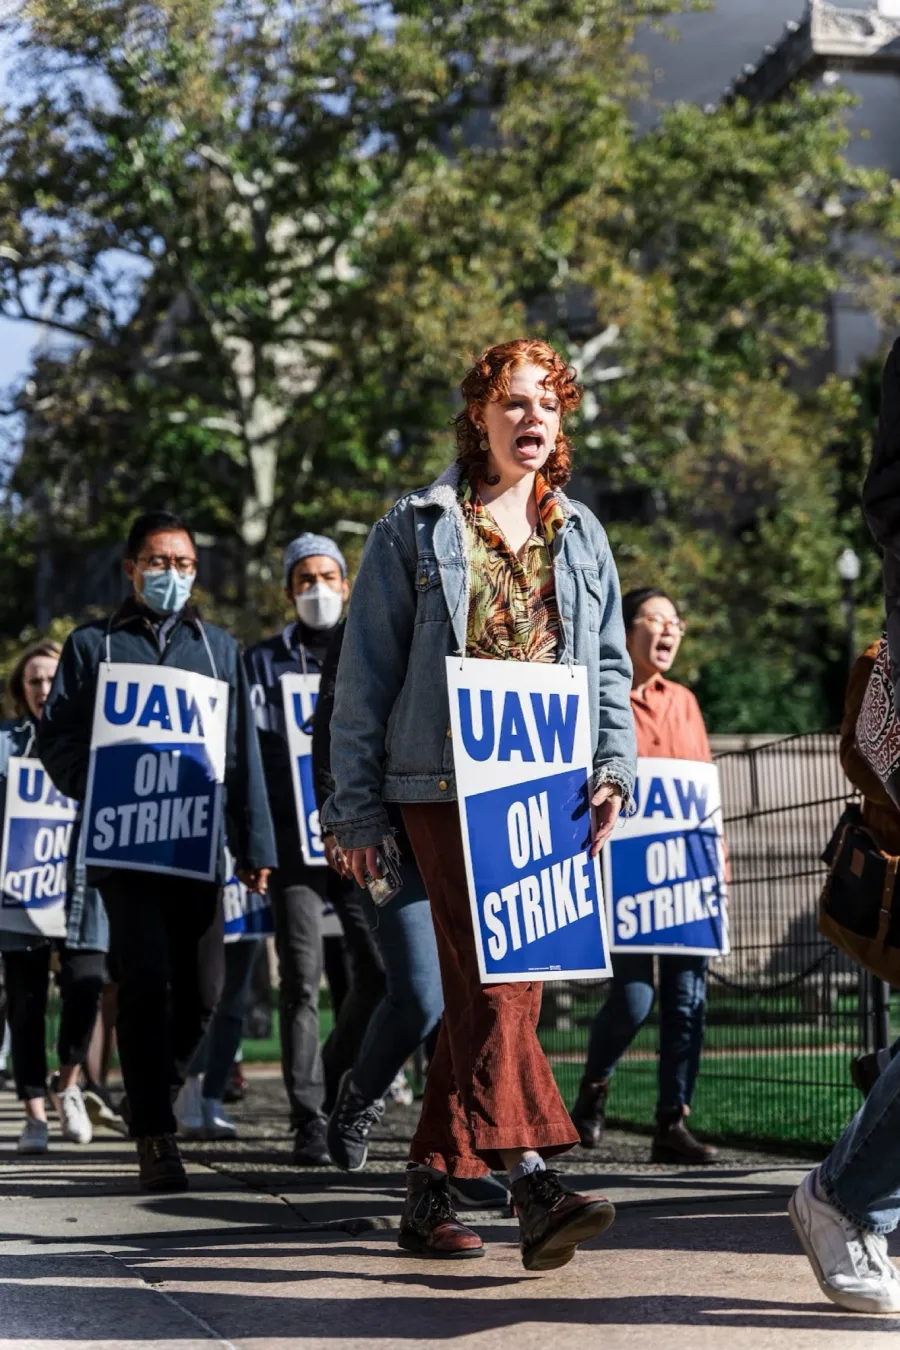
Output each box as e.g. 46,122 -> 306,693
0,1072 -> 894,1348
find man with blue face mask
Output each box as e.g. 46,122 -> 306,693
244,534 -> 385,1166
37,510 -> 276,1194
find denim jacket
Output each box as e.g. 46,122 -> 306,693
321,464 -> 636,850
0,718 -> 109,953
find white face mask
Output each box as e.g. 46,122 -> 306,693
294,581 -> 344,631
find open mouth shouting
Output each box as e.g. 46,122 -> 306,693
653,636 -> 677,668
514,432 -> 545,457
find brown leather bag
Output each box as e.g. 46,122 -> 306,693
819,802 -> 900,984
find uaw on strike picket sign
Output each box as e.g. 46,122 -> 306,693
603,757 -> 728,956
447,658 -> 612,984
0,757 -> 76,938
281,673 -> 326,867
83,664 -> 228,881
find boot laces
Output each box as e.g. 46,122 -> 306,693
146,1134 -> 178,1162
525,1168 -> 567,1207
412,1180 -> 455,1226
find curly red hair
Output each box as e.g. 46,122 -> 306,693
454,339 -> 582,489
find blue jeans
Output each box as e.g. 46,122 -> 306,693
190,938 -> 259,1101
820,1047 -> 900,1234
351,860 -> 444,1105
585,952 -> 708,1114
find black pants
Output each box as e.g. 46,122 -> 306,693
99,871 -> 224,1137
270,829 -> 385,1128
4,944 -> 105,1100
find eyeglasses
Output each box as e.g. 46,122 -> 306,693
139,554 -> 198,577
636,613 -> 687,635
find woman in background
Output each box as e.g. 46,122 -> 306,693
0,639 -> 108,1153
572,588 -> 718,1165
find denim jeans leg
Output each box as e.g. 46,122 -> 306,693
585,953 -> 656,1082
350,860 -> 444,1105
657,954 -> 708,1113
820,1048 -> 900,1234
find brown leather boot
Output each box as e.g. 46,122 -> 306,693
511,1168 -> 615,1272
397,1169 -> 485,1259
651,1107 -> 718,1164
570,1076 -> 610,1149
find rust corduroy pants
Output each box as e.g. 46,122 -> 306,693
402,802 -> 579,1177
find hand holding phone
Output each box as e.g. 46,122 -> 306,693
363,849 -> 403,907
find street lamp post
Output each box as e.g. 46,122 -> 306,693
837,546 -> 861,676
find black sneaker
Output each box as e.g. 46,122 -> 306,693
327,1071 -> 385,1172
292,1116 -> 331,1166
136,1134 -> 189,1193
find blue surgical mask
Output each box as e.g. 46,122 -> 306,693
140,567 -> 194,616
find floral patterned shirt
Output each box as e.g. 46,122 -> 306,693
461,473 -> 565,662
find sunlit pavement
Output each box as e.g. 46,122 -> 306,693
0,1071 -> 892,1349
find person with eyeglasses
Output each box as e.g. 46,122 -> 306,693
571,586 -> 718,1164
37,510 -> 276,1193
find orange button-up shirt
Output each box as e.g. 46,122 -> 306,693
631,675 -> 712,763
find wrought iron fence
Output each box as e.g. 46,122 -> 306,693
538,730 -> 888,1152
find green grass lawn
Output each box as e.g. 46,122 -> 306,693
45,982 -> 870,1152
551,1052 -> 860,1151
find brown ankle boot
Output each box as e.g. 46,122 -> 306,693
511,1168 -> 615,1272
651,1107 -> 717,1164
570,1076 -> 610,1149
397,1170 -> 484,1259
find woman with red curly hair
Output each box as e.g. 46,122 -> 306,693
322,339 -> 636,1270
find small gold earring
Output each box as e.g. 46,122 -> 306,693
479,436 -> 489,453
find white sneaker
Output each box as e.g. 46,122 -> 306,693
201,1098 -> 237,1140
58,1085 -> 93,1145
174,1075 -> 204,1138
387,1070 -> 414,1107
17,1118 -> 49,1154
789,1169 -> 900,1314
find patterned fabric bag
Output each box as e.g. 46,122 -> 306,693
857,635 -> 900,810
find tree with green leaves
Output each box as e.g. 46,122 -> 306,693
2,2 -> 899,726
3,0 -> 684,559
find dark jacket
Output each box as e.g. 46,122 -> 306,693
0,717 -> 109,952
864,337 -> 900,709
244,621 -> 331,832
37,598 -> 276,884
